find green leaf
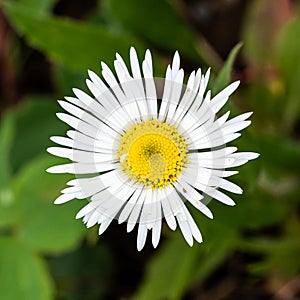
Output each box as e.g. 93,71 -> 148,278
0,111 -> 17,228
276,17 -> 300,82
215,188 -> 288,231
241,216 -> 300,278
132,235 -> 200,300
0,186 -> 16,228
256,133 -> 300,175
276,16 -> 300,131
9,96 -> 68,172
16,0 -> 58,15
4,1 -> 146,72
133,220 -> 237,300
103,0 -> 203,64
0,237 -> 54,300
0,111 -> 15,187
14,155 -> 86,254
242,0 -> 276,64
212,42 -> 242,95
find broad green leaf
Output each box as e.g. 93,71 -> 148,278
4,1 -> 145,72
276,16 -> 300,82
240,216 -> 300,278
16,0 -> 58,15
14,155 -> 86,254
280,68 -> 300,132
133,226 -> 237,300
246,80 -> 281,128
0,111 -> 14,187
256,133 -> 300,175
212,42 -> 242,95
0,111 -> 17,228
133,235 -> 200,300
9,96 -> 67,172
276,16 -> 300,131
0,237 -> 54,300
212,187 -> 288,231
103,0 -> 203,64
0,186 -> 16,228
242,0 -> 279,64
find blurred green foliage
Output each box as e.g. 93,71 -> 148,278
4,1 -> 145,73
0,0 -> 300,299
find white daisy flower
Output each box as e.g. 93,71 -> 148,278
47,47 -> 259,251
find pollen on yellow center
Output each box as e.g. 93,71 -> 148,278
117,119 -> 188,189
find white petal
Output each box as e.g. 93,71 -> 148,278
88,69 -> 107,92
218,178 -> 243,194
151,203 -> 162,248
182,205 -> 203,243
72,88 -> 96,107
54,193 -> 76,204
66,130 -> 114,153
158,65 -> 172,121
47,147 -> 115,163
130,47 -> 142,79
142,50 -> 157,118
159,188 -> 177,231
173,71 -> 197,123
118,188 -> 143,224
46,162 -> 116,174
205,188 -> 236,206
76,200 -> 99,219
127,190 -> 146,232
191,133 -> 241,150
50,136 -> 73,148
210,81 -> 240,113
222,121 -> 251,135
229,152 -> 260,161
191,69 -> 211,112
68,170 -> 120,199
167,187 -> 187,222
177,216 -> 193,246
50,136 -> 111,154
61,186 -> 81,194
225,111 -> 253,126
115,53 -> 130,76
166,69 -> 184,122
99,217 -> 114,235
188,154 -> 237,169
172,51 -> 180,73
194,68 -> 202,92
137,223 -> 148,251
174,180 -> 213,219
56,113 -> 98,139
189,147 -> 237,160
139,189 -> 156,229
82,210 -> 94,224
86,79 -> 102,99
86,209 -> 102,228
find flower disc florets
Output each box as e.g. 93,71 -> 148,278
117,119 -> 188,189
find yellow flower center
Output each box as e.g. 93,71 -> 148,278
117,119 -> 188,189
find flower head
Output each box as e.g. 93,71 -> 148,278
47,47 -> 259,251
